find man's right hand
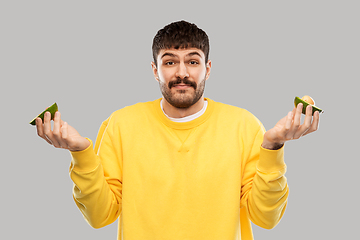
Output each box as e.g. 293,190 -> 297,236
36,111 -> 90,152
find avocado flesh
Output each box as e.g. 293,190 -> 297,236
29,103 -> 58,125
294,97 -> 323,115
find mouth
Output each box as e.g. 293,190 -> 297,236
173,84 -> 192,89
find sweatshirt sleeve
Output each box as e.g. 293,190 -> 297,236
240,126 -> 289,230
69,116 -> 123,229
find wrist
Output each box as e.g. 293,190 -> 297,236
261,139 -> 284,150
70,139 -> 99,171
69,138 -> 91,152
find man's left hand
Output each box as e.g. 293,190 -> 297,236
261,103 -> 320,150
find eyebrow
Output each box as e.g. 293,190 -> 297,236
160,51 -> 202,59
187,52 -> 202,58
161,52 -> 177,59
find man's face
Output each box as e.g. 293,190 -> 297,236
151,48 -> 211,108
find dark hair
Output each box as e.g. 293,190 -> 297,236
152,20 -> 210,66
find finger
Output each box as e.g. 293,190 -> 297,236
286,103 -> 302,139
36,117 -> 44,137
43,112 -> 54,145
312,110 -> 320,131
60,122 -> 70,149
61,121 -> 68,140
52,111 -> 68,148
303,110 -> 320,136
43,111 -> 60,147
294,104 -> 313,138
278,110 -> 294,142
284,110 -> 293,132
36,117 -> 52,145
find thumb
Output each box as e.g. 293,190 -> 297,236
61,122 -> 90,151
61,122 -> 69,144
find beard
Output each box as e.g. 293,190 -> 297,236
159,76 -> 206,109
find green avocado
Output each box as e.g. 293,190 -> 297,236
294,97 -> 323,115
29,103 -> 58,125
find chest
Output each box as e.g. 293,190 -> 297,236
120,123 -> 245,190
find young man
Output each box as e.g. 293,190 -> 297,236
36,20 -> 320,240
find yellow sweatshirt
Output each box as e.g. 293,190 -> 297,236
69,98 -> 288,240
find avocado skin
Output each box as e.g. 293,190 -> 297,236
29,103 -> 58,125
294,97 -> 323,115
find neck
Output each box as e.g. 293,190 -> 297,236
162,97 -> 205,118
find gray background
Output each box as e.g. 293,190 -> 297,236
1,0 -> 358,239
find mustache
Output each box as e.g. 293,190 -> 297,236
168,77 -> 197,89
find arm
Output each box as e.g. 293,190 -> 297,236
36,111 -> 122,228
69,117 -> 123,229
240,128 -> 288,229
69,140 -> 122,228
241,103 -> 320,229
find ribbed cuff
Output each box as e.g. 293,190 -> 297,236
70,138 -> 99,172
257,146 -> 285,173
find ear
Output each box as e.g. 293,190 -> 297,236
151,61 -> 159,82
205,60 -> 212,80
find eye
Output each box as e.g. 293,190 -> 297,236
189,61 -> 199,65
165,61 -> 175,66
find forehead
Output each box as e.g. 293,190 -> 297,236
158,48 -> 205,60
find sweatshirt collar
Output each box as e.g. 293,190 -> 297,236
160,99 -> 208,123
153,98 -> 215,130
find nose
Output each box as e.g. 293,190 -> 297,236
175,62 -> 189,79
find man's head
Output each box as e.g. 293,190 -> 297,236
151,21 -> 211,109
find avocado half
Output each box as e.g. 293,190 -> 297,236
294,97 -> 323,115
29,103 -> 58,125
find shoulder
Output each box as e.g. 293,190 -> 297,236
209,99 -> 265,131
210,99 -> 265,136
115,100 -> 155,115
212,99 -> 259,120
102,99 -> 159,126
